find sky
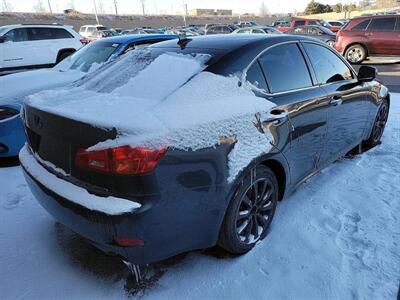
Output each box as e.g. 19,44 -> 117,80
5,0 -> 348,15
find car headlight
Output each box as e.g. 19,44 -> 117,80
0,107 -> 19,121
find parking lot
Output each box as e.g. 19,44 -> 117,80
359,58 -> 400,92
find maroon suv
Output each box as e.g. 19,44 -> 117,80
335,15 -> 400,63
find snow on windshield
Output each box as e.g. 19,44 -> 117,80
27,52 -> 275,181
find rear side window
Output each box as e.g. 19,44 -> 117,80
246,62 -> 268,90
80,26 -> 86,32
28,28 -> 53,40
368,17 -> 396,31
303,43 -> 353,84
50,28 -> 73,39
294,20 -> 306,27
258,43 -> 312,93
252,29 -> 265,34
397,18 -> 400,31
351,19 -> 370,30
3,28 -> 28,42
87,27 -> 95,33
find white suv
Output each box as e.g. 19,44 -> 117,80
79,25 -> 111,38
0,24 -> 84,73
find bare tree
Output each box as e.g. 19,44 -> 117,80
98,0 -> 105,14
259,1 -> 268,17
33,0 -> 46,12
1,0 -> 13,12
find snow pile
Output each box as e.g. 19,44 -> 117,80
27,53 -> 276,181
19,146 -> 141,215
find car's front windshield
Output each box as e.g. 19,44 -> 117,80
55,41 -> 120,73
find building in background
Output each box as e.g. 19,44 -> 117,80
188,9 -> 233,16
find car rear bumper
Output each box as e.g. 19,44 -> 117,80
20,145 -> 226,265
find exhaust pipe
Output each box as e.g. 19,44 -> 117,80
121,258 -> 142,283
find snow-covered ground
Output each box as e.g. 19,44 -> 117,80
0,94 -> 399,299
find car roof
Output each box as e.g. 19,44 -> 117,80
351,14 -> 400,20
151,34 -> 323,76
152,34 -> 289,50
97,34 -> 178,44
0,24 -> 71,29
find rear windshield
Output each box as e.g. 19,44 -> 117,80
75,49 -> 212,93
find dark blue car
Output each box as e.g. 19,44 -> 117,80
0,34 -> 177,158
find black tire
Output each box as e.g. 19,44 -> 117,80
57,51 -> 74,63
345,44 -> 367,64
218,165 -> 279,254
364,98 -> 389,148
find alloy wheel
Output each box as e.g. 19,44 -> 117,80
235,178 -> 275,244
347,47 -> 364,63
372,101 -> 389,144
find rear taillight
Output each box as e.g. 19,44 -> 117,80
80,38 -> 88,44
75,145 -> 167,175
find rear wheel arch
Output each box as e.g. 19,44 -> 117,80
259,159 -> 286,201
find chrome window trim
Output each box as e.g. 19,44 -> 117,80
241,40 -> 317,97
300,39 -> 359,88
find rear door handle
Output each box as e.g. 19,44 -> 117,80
330,96 -> 343,106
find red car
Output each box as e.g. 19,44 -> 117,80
335,15 -> 400,64
276,18 -> 340,33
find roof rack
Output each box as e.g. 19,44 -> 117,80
20,23 -> 65,26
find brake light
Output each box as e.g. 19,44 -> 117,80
80,38 -> 88,44
75,145 -> 167,175
113,237 -> 144,247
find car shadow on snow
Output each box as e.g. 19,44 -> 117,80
0,156 -> 20,168
54,223 -> 190,297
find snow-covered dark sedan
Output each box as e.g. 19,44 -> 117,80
20,35 -> 390,269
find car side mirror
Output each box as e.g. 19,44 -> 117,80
358,65 -> 377,82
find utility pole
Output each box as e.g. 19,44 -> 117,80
93,0 -> 99,24
47,0 -> 52,13
114,0 -> 118,16
182,0 -> 187,26
140,0 -> 146,15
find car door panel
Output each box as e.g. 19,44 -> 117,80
320,82 -> 370,164
267,88 -> 329,184
301,41 -> 371,166
1,28 -> 30,69
255,42 -> 330,185
366,17 -> 396,55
